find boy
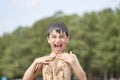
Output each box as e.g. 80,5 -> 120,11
23,22 -> 87,80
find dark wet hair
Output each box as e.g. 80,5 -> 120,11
47,22 -> 69,37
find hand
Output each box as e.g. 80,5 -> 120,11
57,52 -> 87,80
56,51 -> 77,65
34,55 -> 54,65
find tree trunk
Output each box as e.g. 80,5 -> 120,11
103,70 -> 108,80
88,68 -> 93,80
43,58 -> 71,80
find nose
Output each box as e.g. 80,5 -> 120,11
56,37 -> 61,42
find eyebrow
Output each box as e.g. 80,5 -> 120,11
50,32 -> 66,35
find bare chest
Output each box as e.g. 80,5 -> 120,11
43,58 -> 71,80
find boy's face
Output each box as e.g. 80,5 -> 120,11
47,29 -> 69,54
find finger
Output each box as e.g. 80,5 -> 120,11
56,57 -> 63,61
45,59 -> 52,62
50,54 -> 56,58
41,61 -> 49,64
70,51 -> 76,57
56,54 -> 62,57
70,51 -> 72,54
46,56 -> 54,60
56,56 -> 63,60
56,55 -> 61,58
48,57 -> 53,60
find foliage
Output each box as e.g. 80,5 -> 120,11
0,8 -> 120,80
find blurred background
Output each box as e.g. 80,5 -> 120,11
0,0 -> 120,80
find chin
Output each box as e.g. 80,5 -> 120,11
54,51 -> 63,54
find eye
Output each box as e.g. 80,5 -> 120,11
51,35 -> 56,38
60,35 -> 66,38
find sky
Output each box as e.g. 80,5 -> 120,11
0,0 -> 119,36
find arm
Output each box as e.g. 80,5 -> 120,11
23,56 -> 53,80
23,61 -> 42,80
69,53 -> 87,80
56,52 -> 87,80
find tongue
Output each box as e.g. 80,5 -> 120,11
55,45 -> 61,51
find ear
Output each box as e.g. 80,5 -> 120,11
47,37 -> 50,43
67,36 -> 70,42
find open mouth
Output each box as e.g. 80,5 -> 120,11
54,44 -> 62,51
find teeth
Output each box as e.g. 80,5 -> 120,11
55,44 -> 61,47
